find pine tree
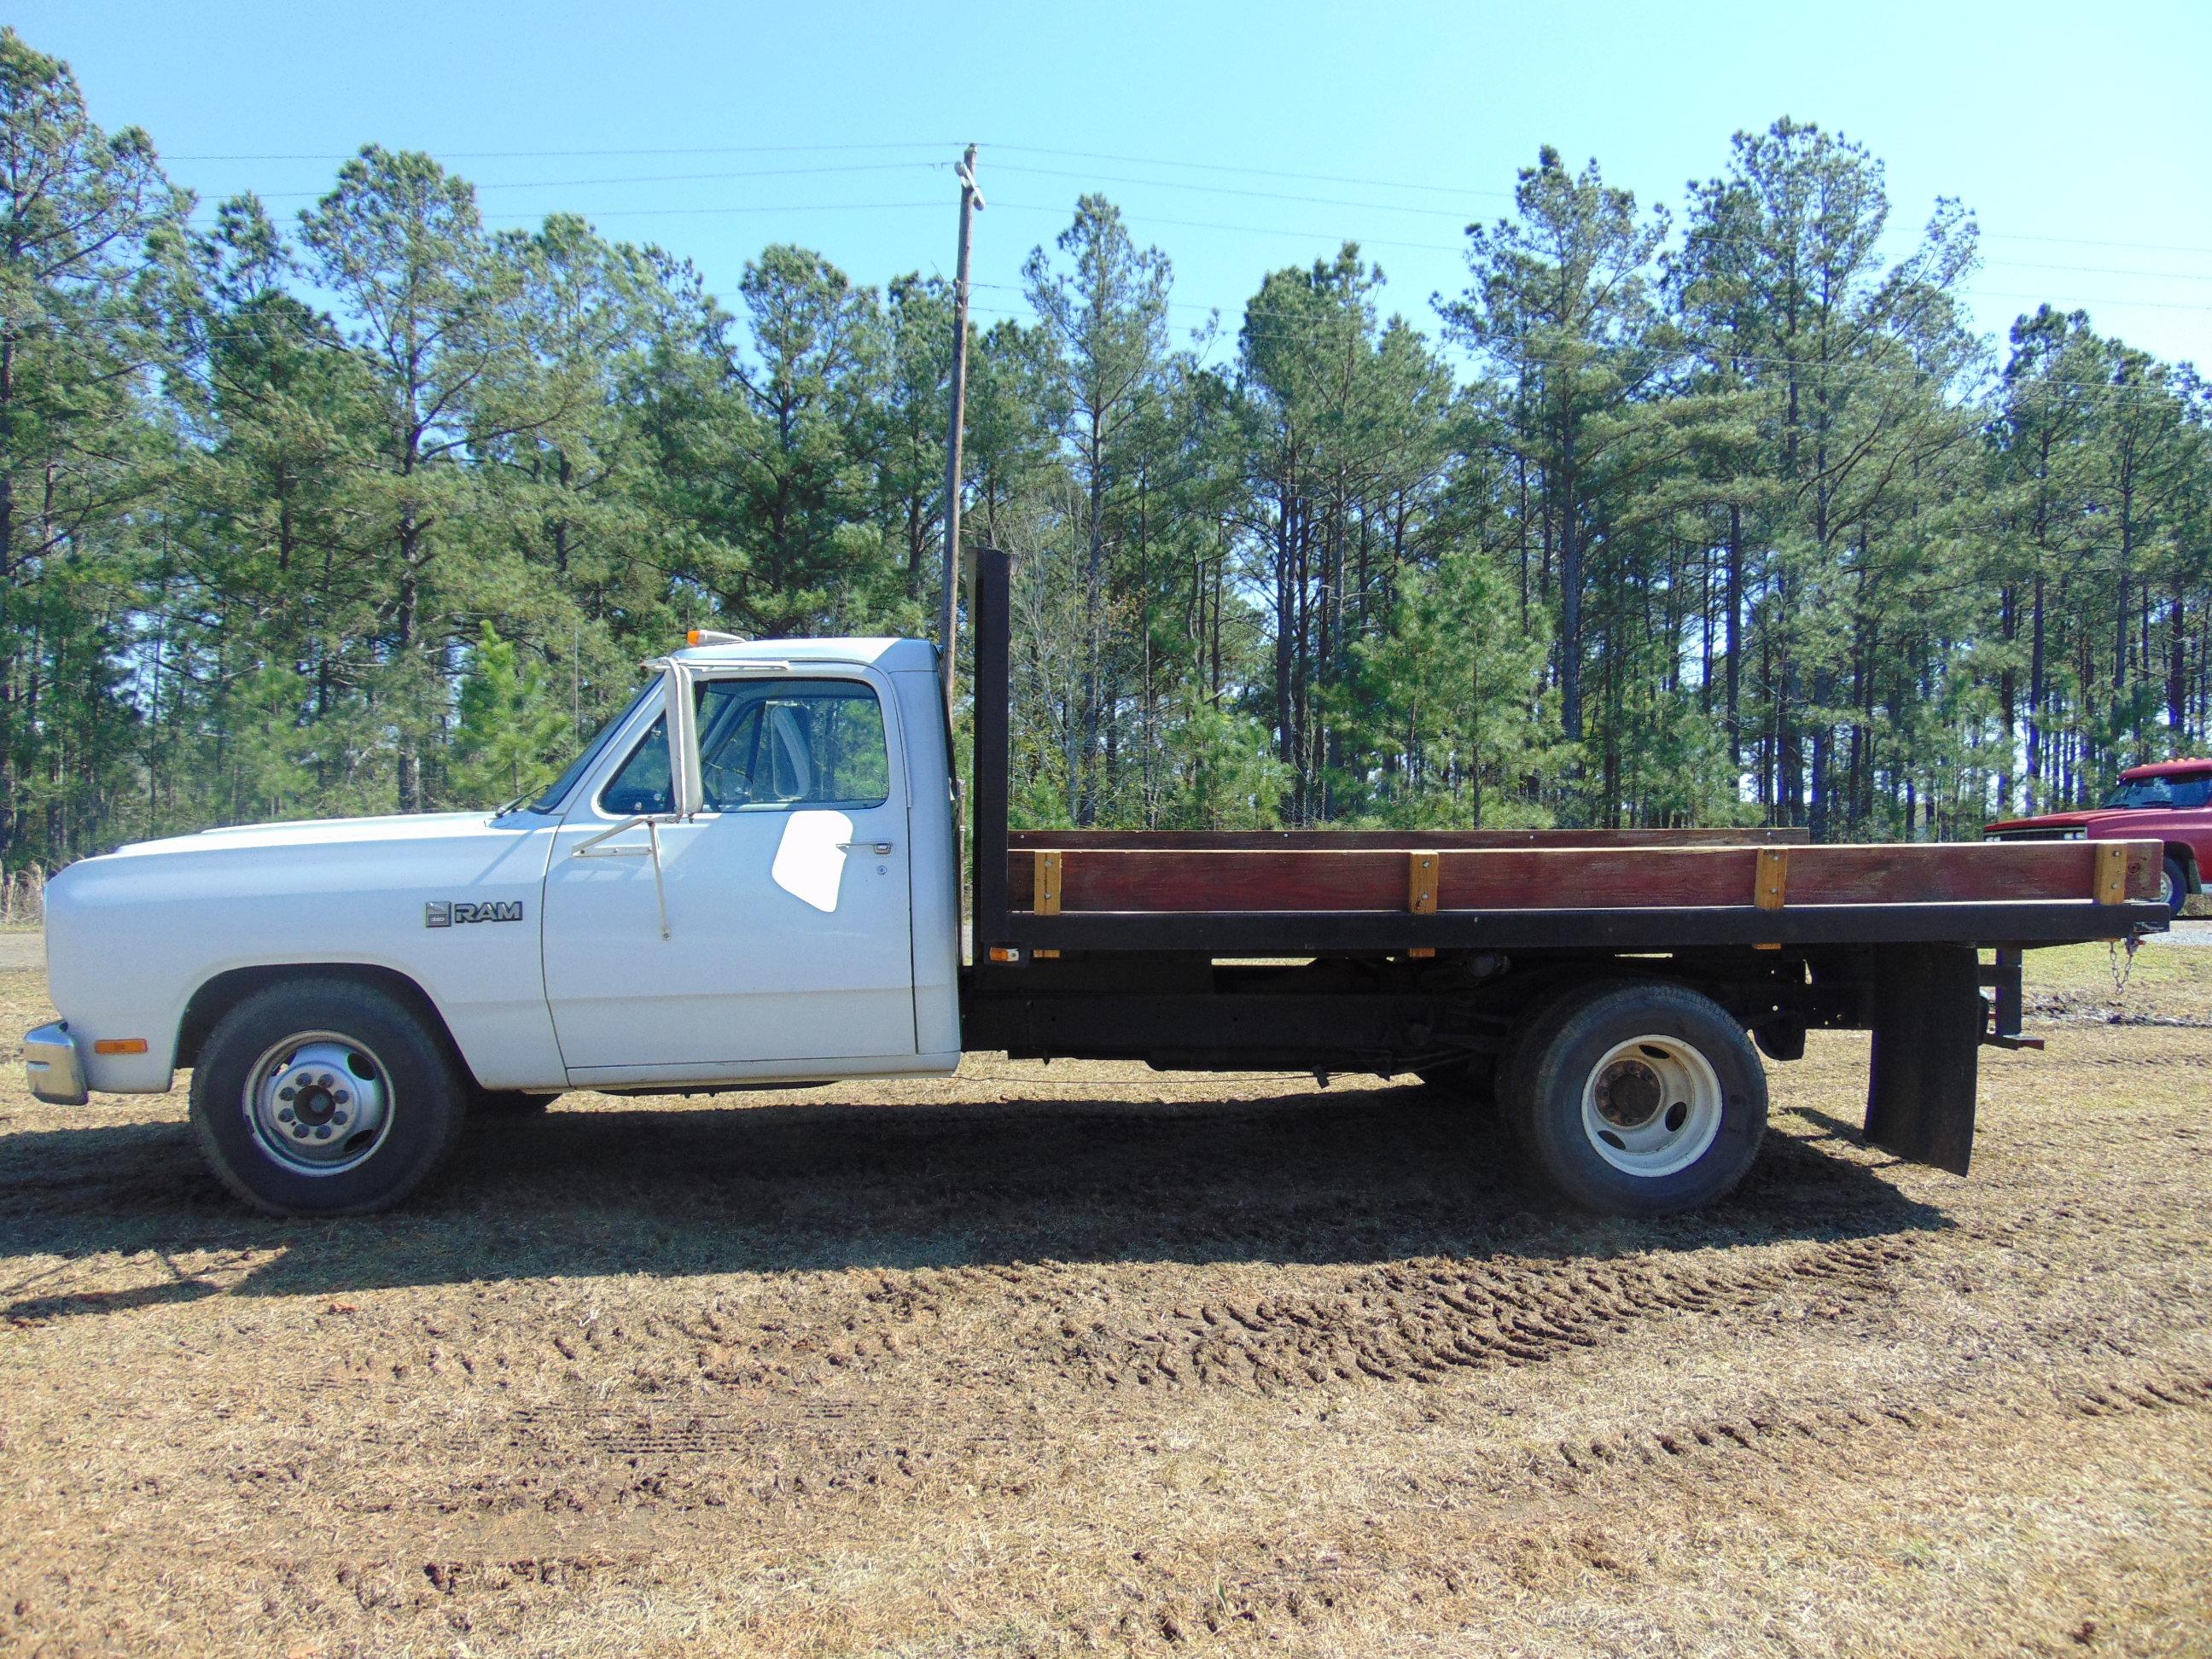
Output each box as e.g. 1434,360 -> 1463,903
0,28 -> 184,860
450,624 -> 572,806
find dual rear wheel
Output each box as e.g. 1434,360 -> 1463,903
1450,981 -> 1768,1215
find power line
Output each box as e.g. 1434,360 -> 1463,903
179,164 -> 2212,297
170,154 -> 2212,287
992,162 -> 1485,221
992,197 -> 1469,258
185,200 -> 944,224
163,137 -> 2212,261
997,143 -> 1515,200
995,144 -> 2212,259
212,161 -> 943,202
165,141 -> 963,161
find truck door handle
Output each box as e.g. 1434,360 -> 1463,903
839,840 -> 895,855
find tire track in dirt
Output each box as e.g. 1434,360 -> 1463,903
434,1228 -> 2210,1533
1079,1364 -> 2212,1654
1043,1236 -> 1919,1394
120,1362 -> 2212,1656
1490,1365 -> 2212,1498
398,1241 -> 1924,1524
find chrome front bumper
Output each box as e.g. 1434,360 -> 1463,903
24,1022 -> 87,1106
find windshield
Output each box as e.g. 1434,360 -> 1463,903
2101,774 -> 2212,811
514,682 -> 656,815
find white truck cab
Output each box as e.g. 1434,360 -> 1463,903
26,634 -> 962,1214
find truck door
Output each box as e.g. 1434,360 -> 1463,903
538,669 -> 916,1081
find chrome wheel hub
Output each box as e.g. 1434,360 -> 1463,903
244,1034 -> 392,1176
1580,1035 -> 1724,1179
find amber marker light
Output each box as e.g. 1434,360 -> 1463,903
94,1038 -> 148,1055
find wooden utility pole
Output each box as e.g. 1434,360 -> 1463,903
940,144 -> 983,727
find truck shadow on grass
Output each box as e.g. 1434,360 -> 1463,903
0,1080 -> 1950,1313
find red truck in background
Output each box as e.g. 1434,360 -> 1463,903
1986,759 -> 2212,918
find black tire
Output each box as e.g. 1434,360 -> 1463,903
1501,981 -> 1767,1217
1496,983 -> 1611,1157
188,978 -> 468,1216
2162,855 -> 2190,921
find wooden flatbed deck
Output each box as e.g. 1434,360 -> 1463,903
1007,830 -> 2160,919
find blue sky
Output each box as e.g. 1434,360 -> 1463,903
20,0 -> 2212,371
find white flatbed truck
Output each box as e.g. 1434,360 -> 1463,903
25,551 -> 2164,1217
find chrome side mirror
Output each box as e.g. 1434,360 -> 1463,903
647,656 -> 704,820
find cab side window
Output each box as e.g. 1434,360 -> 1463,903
599,678 -> 891,816
602,717 -> 673,816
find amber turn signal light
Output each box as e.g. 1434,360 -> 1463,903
94,1037 -> 148,1055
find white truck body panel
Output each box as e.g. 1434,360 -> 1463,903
46,811 -> 562,1093
38,636 -> 963,1097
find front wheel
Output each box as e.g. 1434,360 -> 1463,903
189,978 -> 468,1215
1503,981 -> 1767,1216
2162,855 -> 2190,921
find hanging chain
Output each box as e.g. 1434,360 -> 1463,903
2109,932 -> 2141,998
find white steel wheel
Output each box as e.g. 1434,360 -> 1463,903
1579,1034 -> 1724,1179
242,1031 -> 394,1177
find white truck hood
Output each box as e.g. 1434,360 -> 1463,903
44,808 -> 563,1091
109,810 -> 509,859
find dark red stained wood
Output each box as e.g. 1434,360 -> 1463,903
1048,849 -> 1411,912
1437,849 -> 1745,910
1008,826 -> 1810,850
1753,841 -> 2159,905
1006,838 -> 2163,914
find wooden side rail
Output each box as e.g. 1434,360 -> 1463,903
1004,839 -> 2165,916
1007,826 -> 1812,850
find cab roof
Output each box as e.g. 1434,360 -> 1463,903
669,636 -> 938,673
2120,758 -> 2212,779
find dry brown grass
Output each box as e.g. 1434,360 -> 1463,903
1,940 -> 2209,1656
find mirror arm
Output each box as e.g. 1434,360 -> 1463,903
646,817 -> 669,940
571,814 -> 675,941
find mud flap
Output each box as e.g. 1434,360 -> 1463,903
1865,943 -> 1979,1175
